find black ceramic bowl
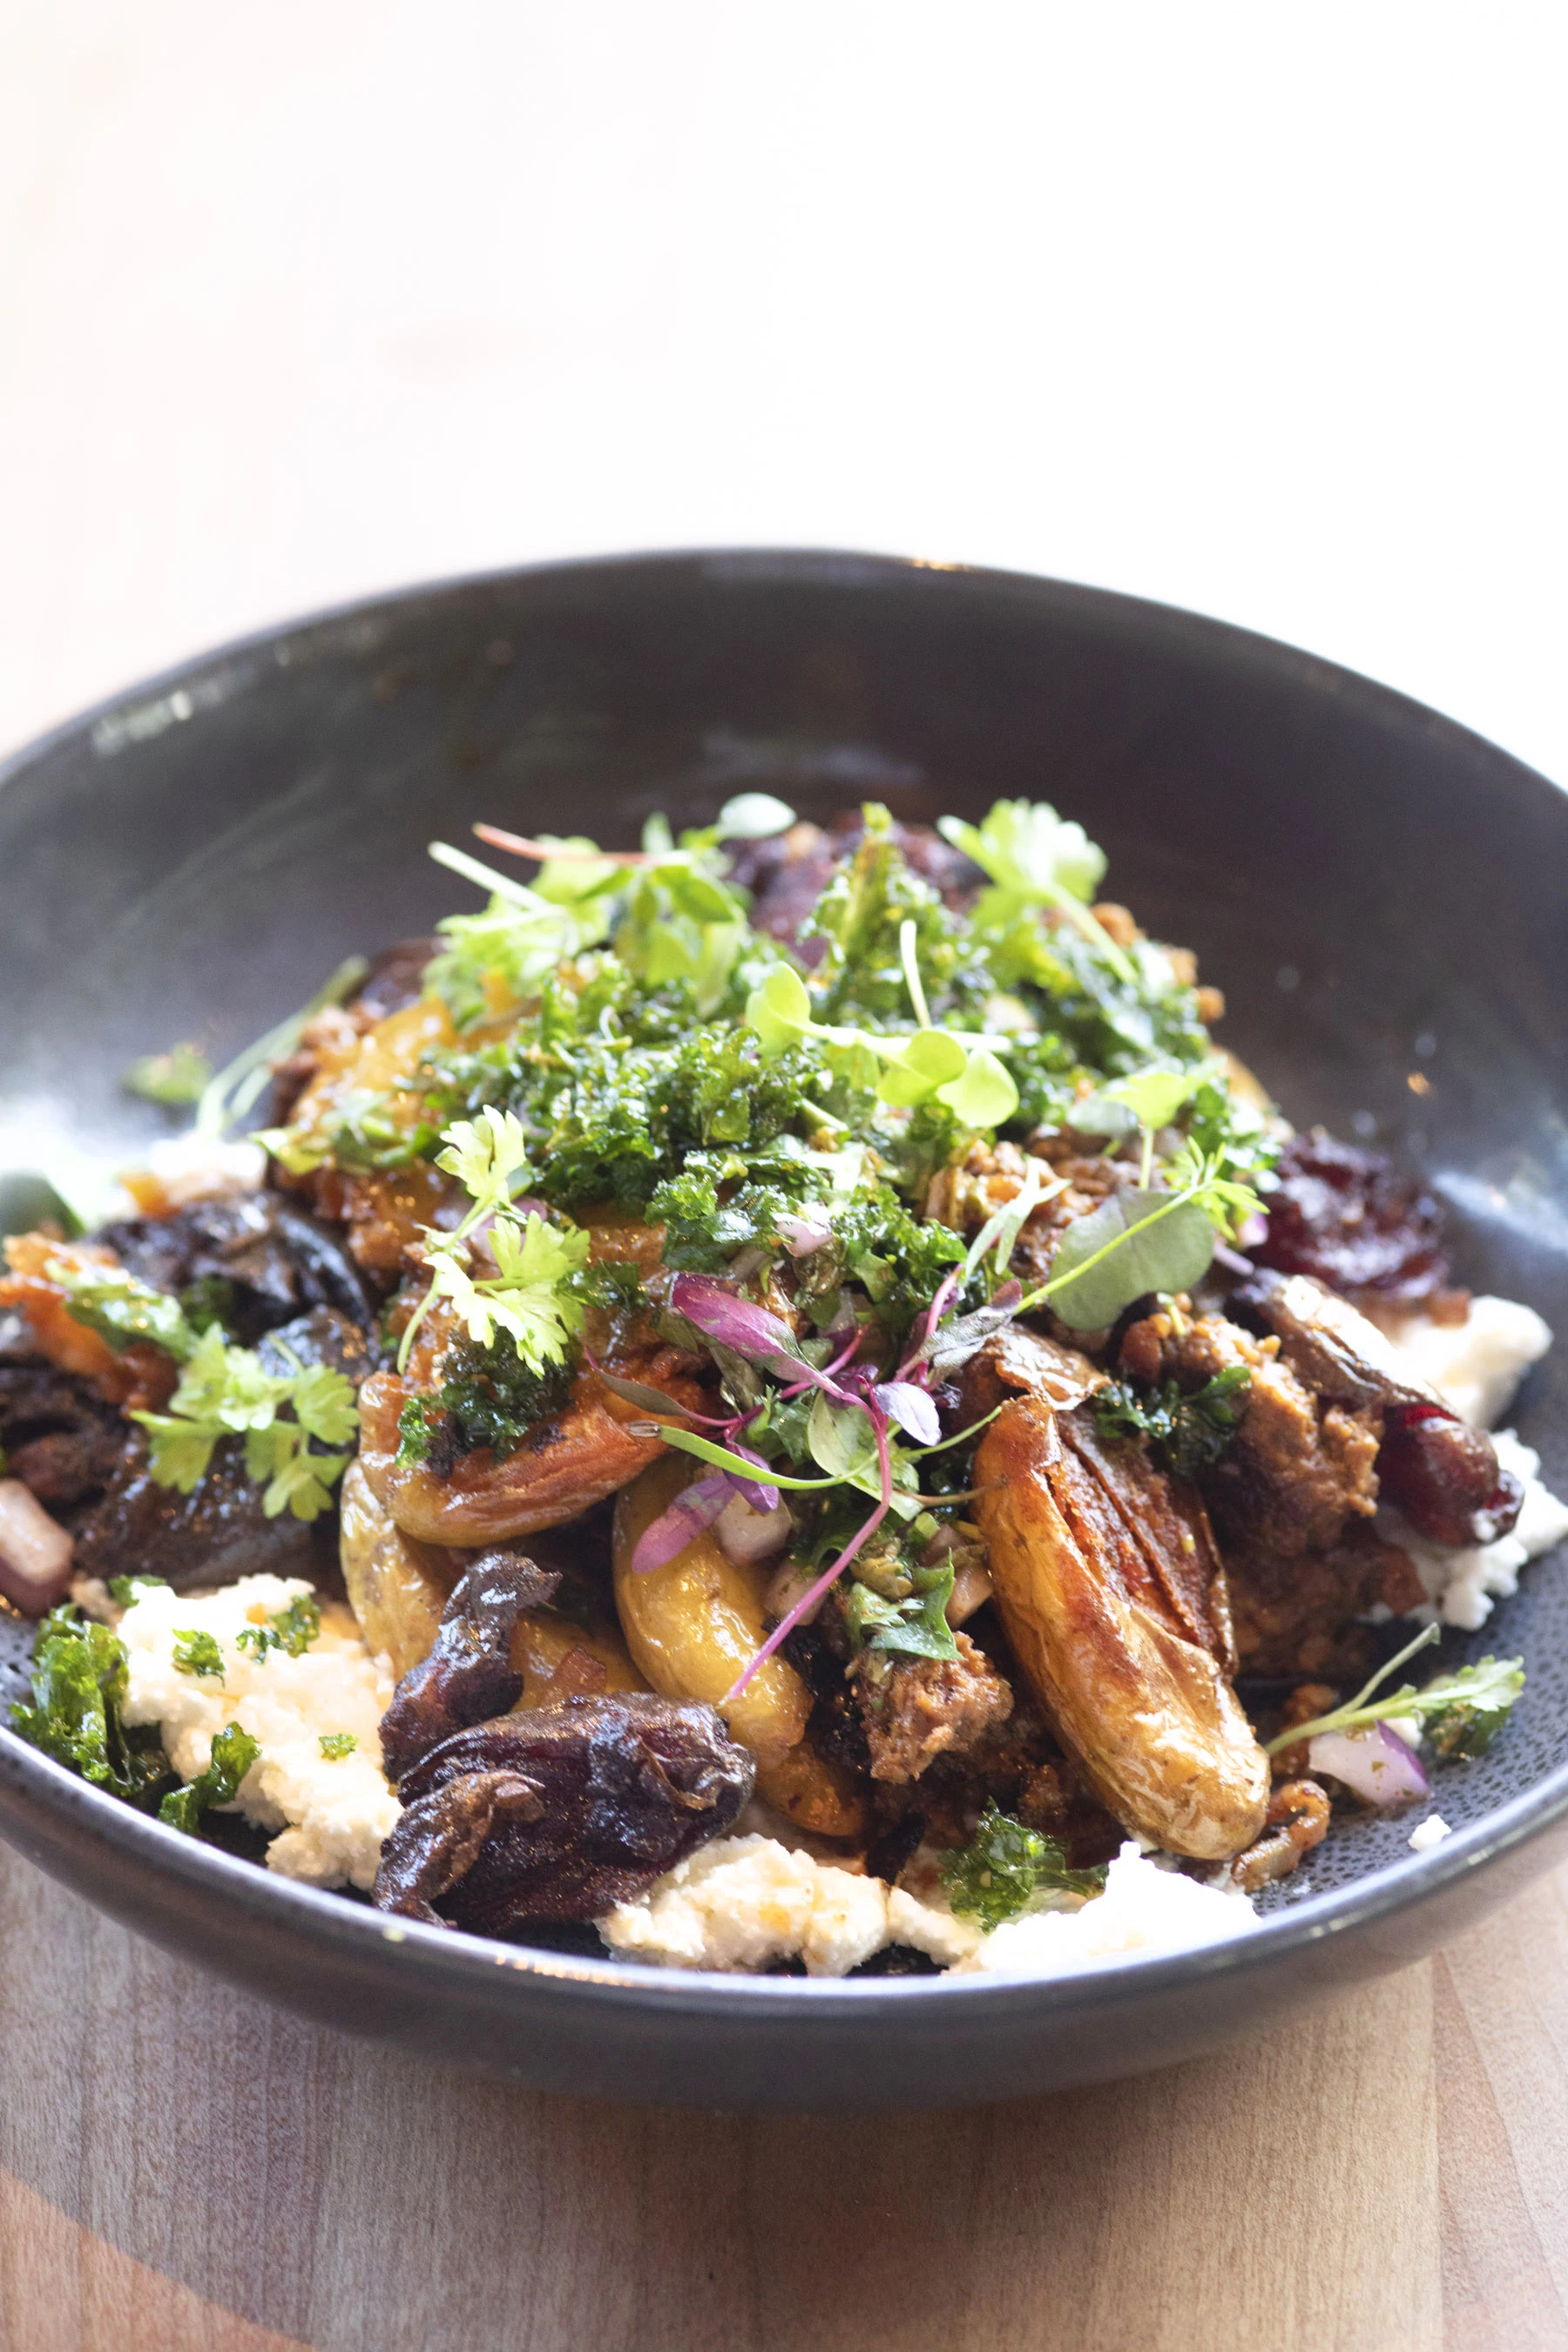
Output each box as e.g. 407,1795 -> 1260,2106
1,551 -> 1565,2111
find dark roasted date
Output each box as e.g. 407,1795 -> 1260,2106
373,1694 -> 754,1930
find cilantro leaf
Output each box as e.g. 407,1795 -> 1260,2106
425,1211 -> 589,1372
44,1257 -> 199,1362
1263,1625 -> 1525,1760
939,1801 -> 1107,1932
159,1721 -> 260,1835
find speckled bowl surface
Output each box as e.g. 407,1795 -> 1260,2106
0,551 -> 1564,2108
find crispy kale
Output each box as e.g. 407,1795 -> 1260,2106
396,1337 -> 576,1474
10,1606 -> 171,1803
1093,1363 -> 1252,1479
159,1722 -> 260,1835
939,1801 -> 1107,1932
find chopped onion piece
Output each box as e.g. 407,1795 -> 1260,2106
713,1492 -> 794,1567
1308,1723 -> 1429,1807
0,1480 -> 75,1615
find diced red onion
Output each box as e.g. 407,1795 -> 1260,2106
1237,1212 -> 1267,1249
0,1479 -> 74,1615
776,1215 -> 833,1258
872,1381 -> 942,1448
1308,1723 -> 1430,1807
764,1558 -> 828,1626
628,1474 -> 733,1573
713,1492 -> 794,1566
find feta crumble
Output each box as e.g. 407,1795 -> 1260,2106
956,1843 -> 1255,1977
598,1835 -> 1255,1979
1409,1814 -> 1453,1852
118,1573 -> 397,1889
1382,1294 -> 1551,1431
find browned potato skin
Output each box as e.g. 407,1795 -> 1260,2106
358,1352 -> 708,1547
975,1395 -> 1270,1860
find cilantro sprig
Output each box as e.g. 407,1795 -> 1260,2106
129,1324 -> 357,1518
396,1106 -> 589,1375
1263,1624 -> 1526,1761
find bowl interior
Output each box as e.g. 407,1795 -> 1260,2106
3,548 -> 1566,1935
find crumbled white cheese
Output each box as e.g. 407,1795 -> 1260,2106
118,1573 -> 397,1889
1388,1428 -> 1568,1630
598,1834 -> 1256,1978
1409,1814 -> 1453,1852
598,1835 -> 891,1975
1382,1294 -> 1551,1430
959,1843 -> 1256,1977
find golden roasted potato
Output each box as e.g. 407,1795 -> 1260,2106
338,1458 -> 457,1675
975,1392 -> 1269,1860
512,1602 -> 645,1708
612,1453 -> 812,1773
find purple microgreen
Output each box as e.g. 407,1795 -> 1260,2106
668,1274 -> 808,1379
727,1406 -> 896,1702
872,1382 -> 942,1448
720,1439 -> 781,1515
904,1281 -> 1024,1379
629,1475 -> 733,1573
591,1364 -> 703,1416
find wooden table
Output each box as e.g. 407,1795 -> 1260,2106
1,1842 -> 1563,2352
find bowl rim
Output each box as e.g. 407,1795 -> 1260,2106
2,542 -> 1565,2018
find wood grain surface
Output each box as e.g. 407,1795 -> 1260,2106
1,1842 -> 1564,2352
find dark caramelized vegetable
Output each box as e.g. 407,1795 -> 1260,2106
379,1550 -> 561,1781
1236,1269 -> 1522,1548
96,1193 -> 376,1346
1251,1129 -> 1450,1308
373,1693 -> 754,1929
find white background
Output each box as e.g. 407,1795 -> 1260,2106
1,2 -> 1563,781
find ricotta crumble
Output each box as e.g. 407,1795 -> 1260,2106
597,1835 -> 1255,1977
117,1573 -> 397,1889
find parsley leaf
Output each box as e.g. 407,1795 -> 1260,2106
318,1732 -> 358,1760
129,1324 -> 355,1517
939,1801 -> 1108,1932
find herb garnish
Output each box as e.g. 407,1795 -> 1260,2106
234,1594 -> 321,1662
159,1722 -> 260,1835
318,1733 -> 358,1760
172,1629 -> 226,1680
939,1801 -> 1108,1932
1093,1364 -> 1252,1479
1262,1624 -> 1525,1761
10,1606 -> 171,1803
